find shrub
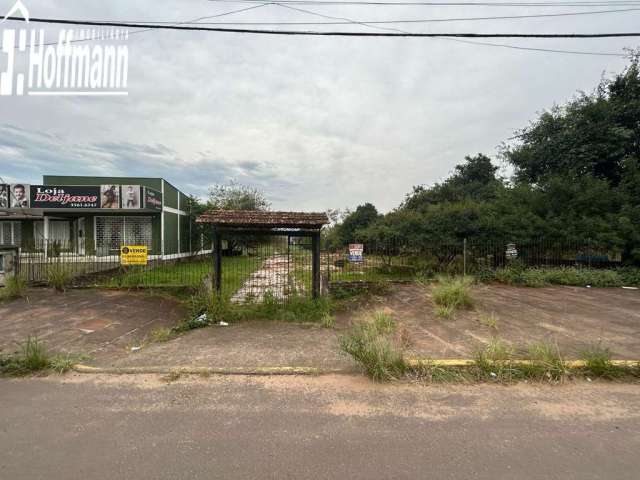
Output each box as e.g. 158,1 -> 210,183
46,263 -> 73,292
0,276 -> 27,301
579,345 -> 628,379
431,276 -> 474,317
340,311 -> 407,382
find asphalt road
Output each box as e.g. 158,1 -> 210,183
1,374 -> 639,479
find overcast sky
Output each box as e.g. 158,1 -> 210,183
0,0 -> 636,212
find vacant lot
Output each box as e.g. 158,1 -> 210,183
361,283 -> 640,359
1,283 -> 639,369
0,289 -> 186,360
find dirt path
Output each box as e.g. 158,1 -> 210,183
231,254 -> 305,303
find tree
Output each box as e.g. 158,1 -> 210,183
329,203 -> 381,246
206,181 -> 271,255
207,181 -> 270,211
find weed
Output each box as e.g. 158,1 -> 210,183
431,276 -> 474,318
340,311 -> 406,382
478,312 -> 498,330
321,313 -> 335,329
579,344 -> 630,379
46,263 -> 73,292
525,341 -> 567,381
493,266 -> 637,288
410,360 -> 471,383
49,353 -> 85,374
1,336 -> 51,376
150,327 -> 173,343
0,277 -> 27,301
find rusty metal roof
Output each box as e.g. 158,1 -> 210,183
197,210 -> 329,230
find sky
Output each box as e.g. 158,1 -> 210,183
0,0 -> 636,212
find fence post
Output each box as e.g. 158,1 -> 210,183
312,232 -> 321,299
463,238 -> 467,277
212,227 -> 222,296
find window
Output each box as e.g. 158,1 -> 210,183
95,216 -> 152,254
0,222 -> 21,245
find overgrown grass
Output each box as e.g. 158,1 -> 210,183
150,327 -> 174,343
578,344 -> 637,379
173,288 -> 335,333
340,311 -> 407,382
431,276 -> 474,318
0,276 -> 27,301
492,266 -> 640,288
46,262 -> 73,292
0,336 -> 82,376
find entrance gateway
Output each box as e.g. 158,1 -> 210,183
197,210 -> 329,299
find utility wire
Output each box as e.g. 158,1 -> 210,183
208,0 -> 640,6
273,2 -> 627,54
146,6 -> 640,24
4,16 -> 640,37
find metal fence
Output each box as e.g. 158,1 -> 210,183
324,238 -> 624,284
5,237 -> 626,302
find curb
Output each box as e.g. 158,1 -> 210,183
405,358 -> 640,368
72,364 -> 354,376
72,359 -> 639,376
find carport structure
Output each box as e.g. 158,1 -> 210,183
196,210 -> 329,300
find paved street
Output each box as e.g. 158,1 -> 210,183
1,374 -> 639,479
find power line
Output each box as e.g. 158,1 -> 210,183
4,16 -> 640,37
144,7 -> 640,24
273,2 -> 627,54
208,0 -> 640,6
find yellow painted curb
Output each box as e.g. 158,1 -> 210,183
406,358 -> 640,368
72,364 -> 353,376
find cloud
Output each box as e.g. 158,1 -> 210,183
0,0 -> 634,211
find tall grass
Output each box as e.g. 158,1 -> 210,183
431,276 -> 474,318
46,263 -> 73,292
340,311 -> 407,382
0,276 -> 27,301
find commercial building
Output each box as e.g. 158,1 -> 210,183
0,176 -> 199,259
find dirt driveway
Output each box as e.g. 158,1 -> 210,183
365,283 -> 640,359
0,289 -> 186,359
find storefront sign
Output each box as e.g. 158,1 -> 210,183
30,185 -> 100,209
120,245 -> 148,266
348,243 -> 364,262
144,187 -> 163,210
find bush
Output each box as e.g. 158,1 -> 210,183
0,276 -> 27,301
493,266 -> 630,288
46,263 -> 73,292
340,311 -> 407,382
431,276 -> 474,317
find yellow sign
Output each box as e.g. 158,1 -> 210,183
120,245 -> 148,265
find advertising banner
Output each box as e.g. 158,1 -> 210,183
120,245 -> 148,266
144,187 -> 163,210
0,184 -> 8,209
9,184 -> 30,208
122,185 -> 142,209
30,185 -> 100,209
100,185 -> 120,209
348,243 -> 364,263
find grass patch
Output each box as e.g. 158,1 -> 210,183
478,312 -> 498,330
149,327 -> 174,343
492,266 -> 640,288
0,276 -> 27,302
0,336 -> 83,376
340,311 -> 407,382
431,276 -> 474,318
173,288 -> 335,333
46,262 -> 73,292
578,344 -> 639,379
